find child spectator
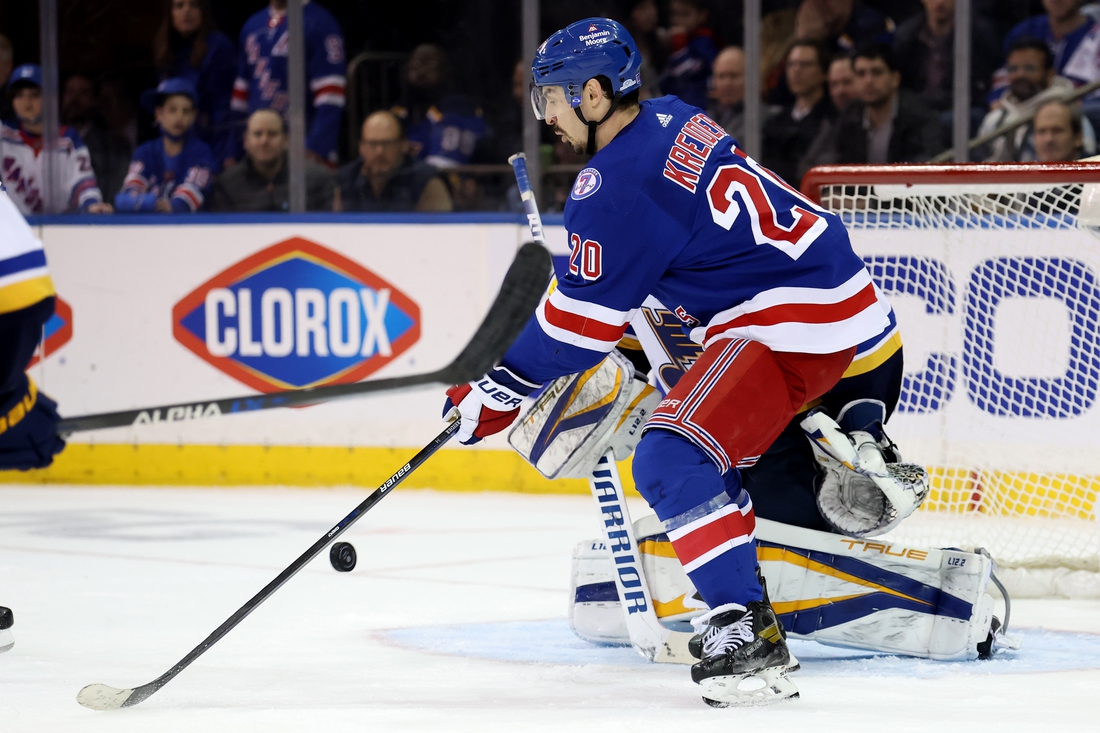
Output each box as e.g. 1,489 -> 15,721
231,0 -> 346,166
659,0 -> 720,109
115,79 -> 213,213
154,0 -> 236,171
0,65 -> 111,215
208,109 -> 334,212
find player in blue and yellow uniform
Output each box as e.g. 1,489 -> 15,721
115,79 -> 214,213
0,175 -> 69,652
443,18 -> 893,707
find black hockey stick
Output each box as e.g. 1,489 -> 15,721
56,241 -> 552,436
76,419 -> 460,711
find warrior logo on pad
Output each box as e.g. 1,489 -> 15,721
173,237 -> 421,392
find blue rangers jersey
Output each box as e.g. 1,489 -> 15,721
0,123 -> 103,215
115,137 -> 213,212
231,2 -> 346,163
500,95 -> 889,387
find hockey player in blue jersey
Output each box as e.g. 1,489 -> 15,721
115,79 -> 213,213
230,0 -> 346,165
444,18 -> 892,707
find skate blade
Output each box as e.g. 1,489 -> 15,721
0,629 -> 12,653
700,665 -> 800,708
786,650 -> 801,674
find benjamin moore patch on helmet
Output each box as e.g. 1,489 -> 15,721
572,168 -> 602,200
172,237 -> 420,392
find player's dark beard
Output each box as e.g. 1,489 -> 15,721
554,124 -> 586,155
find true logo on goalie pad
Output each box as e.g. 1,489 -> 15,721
173,238 -> 421,392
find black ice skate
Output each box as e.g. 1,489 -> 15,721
688,572 -> 800,673
689,600 -> 799,707
0,606 -> 13,653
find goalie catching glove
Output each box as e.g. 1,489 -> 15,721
801,404 -> 930,537
443,366 -> 539,445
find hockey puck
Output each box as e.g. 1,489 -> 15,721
329,541 -> 357,572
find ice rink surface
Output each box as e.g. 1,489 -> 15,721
2,485 -> 1099,733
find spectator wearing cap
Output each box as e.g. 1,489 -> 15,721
336,110 -> 451,212
976,37 -> 1096,161
833,42 -> 943,163
114,78 -> 213,213
1033,99 -> 1086,160
208,109 -> 334,212
0,34 -> 13,123
154,0 -> 236,172
763,40 -> 836,185
0,64 -> 111,215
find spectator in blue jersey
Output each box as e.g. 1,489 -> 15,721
230,0 -> 346,167
658,0 -> 720,109
336,111 -> 451,213
1,65 -> 111,215
115,79 -> 213,213
763,40 -> 836,186
154,0 -> 236,172
208,109 -> 335,212
832,42 -> 943,163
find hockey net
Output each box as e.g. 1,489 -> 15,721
803,164 -> 1100,598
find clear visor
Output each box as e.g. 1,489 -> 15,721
530,84 -> 568,121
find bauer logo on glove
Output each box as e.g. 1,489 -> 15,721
443,366 -> 539,445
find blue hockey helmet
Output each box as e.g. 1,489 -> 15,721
530,17 -> 642,123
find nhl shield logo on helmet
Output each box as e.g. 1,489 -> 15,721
572,168 -> 602,200
172,238 -> 421,392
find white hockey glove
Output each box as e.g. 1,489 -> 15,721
444,366 -> 540,445
801,409 -> 930,537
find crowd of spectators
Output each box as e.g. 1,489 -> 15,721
3,0 -> 1100,217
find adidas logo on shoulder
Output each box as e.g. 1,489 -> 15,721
656,113 -> 673,127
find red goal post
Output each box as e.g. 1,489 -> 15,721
798,163 -> 1100,599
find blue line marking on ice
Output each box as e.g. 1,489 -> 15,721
382,620 -> 1100,676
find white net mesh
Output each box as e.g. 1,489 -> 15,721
814,168 -> 1100,586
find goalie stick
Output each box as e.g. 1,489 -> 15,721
77,419 -> 461,710
56,241 -> 552,436
509,154 -> 693,663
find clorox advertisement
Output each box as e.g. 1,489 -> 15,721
172,237 -> 421,392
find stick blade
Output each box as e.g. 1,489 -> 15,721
446,241 -> 551,383
77,683 -> 136,710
